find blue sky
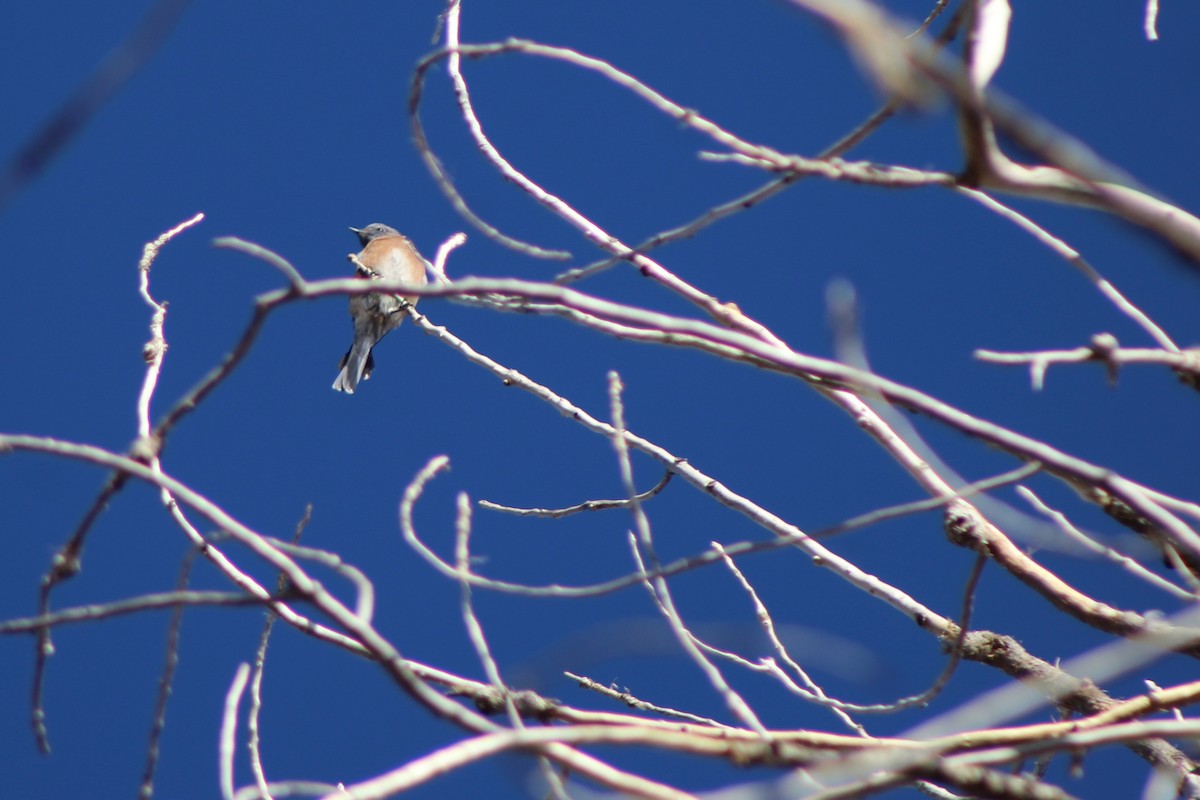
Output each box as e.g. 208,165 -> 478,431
3,2 -> 1200,798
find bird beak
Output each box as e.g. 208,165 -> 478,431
348,226 -> 361,234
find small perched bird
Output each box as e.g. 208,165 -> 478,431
332,223 -> 429,393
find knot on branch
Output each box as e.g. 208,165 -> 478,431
1088,332 -> 1120,385
469,687 -> 559,721
1174,347 -> 1200,394
943,502 -> 987,551
129,434 -> 162,464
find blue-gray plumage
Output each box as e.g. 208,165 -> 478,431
332,223 -> 428,393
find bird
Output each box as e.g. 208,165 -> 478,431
332,223 -> 429,393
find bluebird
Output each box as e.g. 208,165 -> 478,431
332,223 -> 429,393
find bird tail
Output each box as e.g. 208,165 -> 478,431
331,339 -> 374,393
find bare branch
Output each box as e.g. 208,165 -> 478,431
0,0 -> 194,210
563,672 -> 730,728
479,470 -> 673,518
220,664 -> 251,800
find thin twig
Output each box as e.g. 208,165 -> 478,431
610,373 -> 770,737
246,505 -> 311,800
32,213 -> 204,755
0,0 -> 194,210
452,491 -> 573,800
1145,0 -> 1160,40
563,672 -> 730,728
1017,487 -> 1193,600
557,3 -> 968,285
960,188 -> 1180,353
714,542 -> 867,736
220,664 -> 252,800
479,470 -> 673,518
139,545 -> 204,800
0,591 -> 265,635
